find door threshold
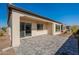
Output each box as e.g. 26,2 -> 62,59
20,36 -> 33,39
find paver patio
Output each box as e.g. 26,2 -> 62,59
14,34 -> 70,55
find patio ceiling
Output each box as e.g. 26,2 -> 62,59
20,16 -> 53,23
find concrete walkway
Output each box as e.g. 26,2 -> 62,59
14,34 -> 70,55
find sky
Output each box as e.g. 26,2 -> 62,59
0,3 -> 79,27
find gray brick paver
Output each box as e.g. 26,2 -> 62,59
14,34 -> 70,55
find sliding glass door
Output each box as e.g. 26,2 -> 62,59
20,22 -> 31,38
25,23 -> 31,36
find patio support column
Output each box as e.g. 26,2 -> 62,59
11,12 -> 20,47
60,24 -> 61,32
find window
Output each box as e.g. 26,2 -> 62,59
20,22 -> 31,37
61,25 -> 63,30
55,24 -> 60,32
37,24 -> 43,30
61,25 -> 65,30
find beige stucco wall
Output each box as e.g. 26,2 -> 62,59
47,23 -> 53,35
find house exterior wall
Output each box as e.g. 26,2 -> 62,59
20,18 -> 49,37
47,23 -> 53,35
32,22 -> 48,36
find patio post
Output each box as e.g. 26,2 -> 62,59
11,12 -> 20,47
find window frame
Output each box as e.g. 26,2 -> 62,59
55,24 -> 61,32
37,24 -> 43,30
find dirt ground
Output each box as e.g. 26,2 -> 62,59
0,32 -> 15,55
0,48 -> 15,55
0,35 -> 11,50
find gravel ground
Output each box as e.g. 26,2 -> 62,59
55,35 -> 78,55
14,34 -> 70,55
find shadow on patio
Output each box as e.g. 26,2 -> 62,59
55,33 -> 79,55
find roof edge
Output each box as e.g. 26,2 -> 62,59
8,4 -> 63,24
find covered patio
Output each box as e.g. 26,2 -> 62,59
8,5 -> 66,47
20,16 -> 53,38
